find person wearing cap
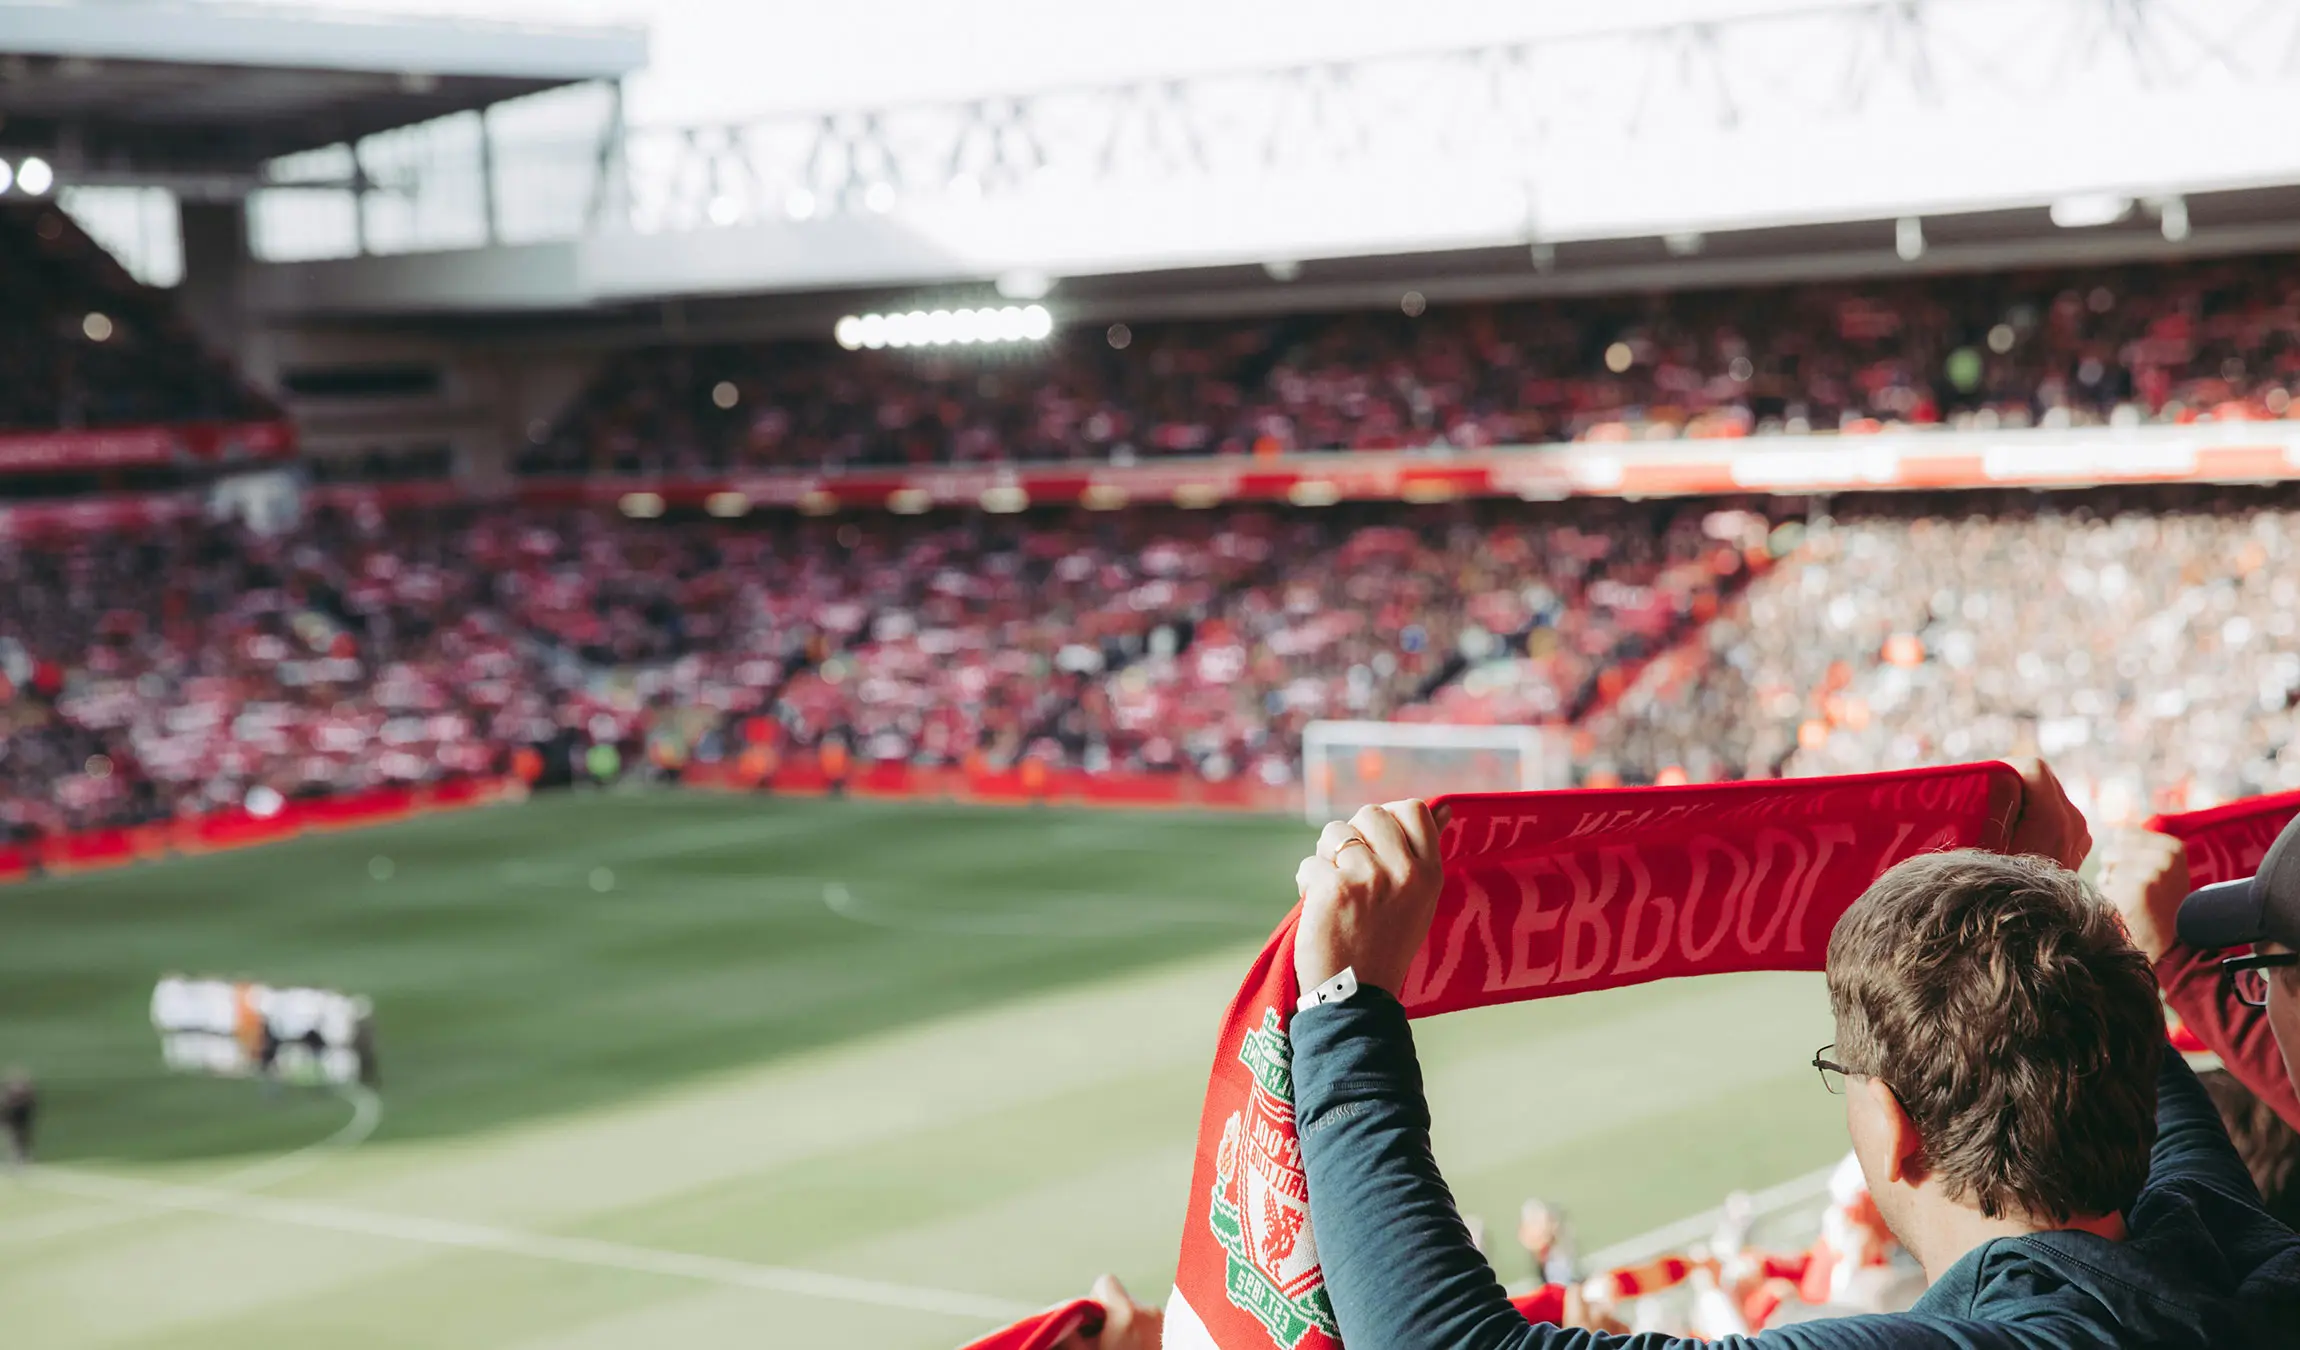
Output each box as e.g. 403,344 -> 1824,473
2102,818 -> 2300,1131
2176,811 -> 2300,1097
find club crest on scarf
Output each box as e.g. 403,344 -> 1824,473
1207,1008 -> 1338,1350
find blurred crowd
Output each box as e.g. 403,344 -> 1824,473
0,203 -> 271,433
0,499 -> 1732,840
525,251 -> 2300,476
6,478 -> 2295,839
1591,484 -> 2300,822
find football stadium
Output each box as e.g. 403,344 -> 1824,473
4,3 -> 2300,1348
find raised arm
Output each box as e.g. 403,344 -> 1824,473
1292,990 -> 1558,1349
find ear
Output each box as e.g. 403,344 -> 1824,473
1861,1076 -> 1925,1186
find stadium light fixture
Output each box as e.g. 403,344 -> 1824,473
2159,196 -> 2190,243
0,159 -> 12,194
784,188 -> 817,221
17,156 -> 52,195
996,269 -> 1052,300
2049,193 -> 2132,229
833,305 -> 1052,351
1894,217 -> 1924,261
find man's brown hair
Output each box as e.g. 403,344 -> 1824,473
1827,849 -> 2162,1222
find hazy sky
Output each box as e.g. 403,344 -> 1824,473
262,0 -> 1862,124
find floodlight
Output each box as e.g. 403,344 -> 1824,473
2049,193 -> 2132,229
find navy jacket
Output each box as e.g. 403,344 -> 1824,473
1293,990 -> 2300,1348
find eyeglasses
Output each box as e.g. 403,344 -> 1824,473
1812,1044 -> 1862,1095
2220,951 -> 2300,1008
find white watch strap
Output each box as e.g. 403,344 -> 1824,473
1297,966 -> 1359,1012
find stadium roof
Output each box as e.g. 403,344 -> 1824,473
0,0 -> 646,185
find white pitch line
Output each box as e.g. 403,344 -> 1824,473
0,1083 -> 384,1248
18,1167 -> 1036,1323
820,881 -> 1248,937
210,1084 -> 382,1192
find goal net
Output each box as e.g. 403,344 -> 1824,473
1301,720 -> 1569,826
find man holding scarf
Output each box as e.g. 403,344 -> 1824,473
1283,766 -> 2300,1347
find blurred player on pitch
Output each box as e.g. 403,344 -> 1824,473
2,1070 -> 34,1167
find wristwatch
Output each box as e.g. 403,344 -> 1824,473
1296,966 -> 1360,1012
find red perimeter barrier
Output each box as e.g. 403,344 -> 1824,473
0,765 -> 1298,887
724,754 -> 1293,813
2,779 -> 518,886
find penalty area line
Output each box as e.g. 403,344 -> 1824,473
19,1167 -> 1037,1323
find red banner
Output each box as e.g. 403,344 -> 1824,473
2145,788 -> 2300,887
0,421 -> 295,476
1165,763 -> 2020,1350
522,425 -> 2300,516
0,492 -> 205,541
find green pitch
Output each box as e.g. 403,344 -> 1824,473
0,792 -> 1844,1348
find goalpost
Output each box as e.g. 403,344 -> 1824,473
1301,720 -> 1570,826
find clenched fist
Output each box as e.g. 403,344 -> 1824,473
1294,800 -> 1445,998
2003,758 -> 2093,871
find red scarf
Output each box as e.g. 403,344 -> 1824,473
1159,763 -> 2021,1349
958,1298 -> 1102,1350
2145,787 -> 2300,886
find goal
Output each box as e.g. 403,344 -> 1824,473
1301,720 -> 1569,826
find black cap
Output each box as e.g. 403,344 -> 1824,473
2176,812 -> 2300,950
